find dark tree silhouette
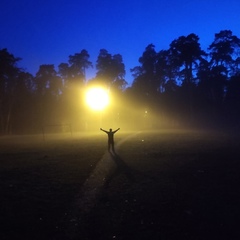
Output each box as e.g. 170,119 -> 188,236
0,48 -> 22,134
12,72 -> 35,133
35,64 -> 60,95
58,63 -> 71,84
169,33 -> 206,85
68,49 -> 92,83
1,30 -> 240,134
198,30 -> 240,126
58,49 -> 92,89
208,30 -> 240,77
95,49 -> 127,90
58,50 -> 92,130
131,44 -> 157,95
34,64 -> 63,126
225,74 -> 240,126
156,49 -> 179,93
168,34 -> 206,123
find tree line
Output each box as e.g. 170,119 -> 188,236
1,30 -> 240,134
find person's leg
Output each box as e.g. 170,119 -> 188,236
112,142 -> 115,152
108,141 -> 110,151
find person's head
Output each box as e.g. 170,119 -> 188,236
109,128 -> 112,132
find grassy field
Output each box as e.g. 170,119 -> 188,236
0,130 -> 240,240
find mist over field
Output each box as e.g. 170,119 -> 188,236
1,29 -> 240,136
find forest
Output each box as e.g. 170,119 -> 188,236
1,30 -> 240,134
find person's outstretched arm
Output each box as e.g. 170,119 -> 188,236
100,128 -> 108,133
113,128 -> 120,133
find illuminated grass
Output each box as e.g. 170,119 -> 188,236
0,130 -> 239,239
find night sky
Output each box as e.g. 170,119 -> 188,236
1,0 -> 240,86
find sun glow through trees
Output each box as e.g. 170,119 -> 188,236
85,87 -> 110,111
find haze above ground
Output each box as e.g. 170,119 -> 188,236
1,0 -> 240,86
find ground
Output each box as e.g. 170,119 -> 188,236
0,129 -> 240,240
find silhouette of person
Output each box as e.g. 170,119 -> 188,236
100,128 -> 120,152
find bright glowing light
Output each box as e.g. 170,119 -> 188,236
86,87 -> 109,111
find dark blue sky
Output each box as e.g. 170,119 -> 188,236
1,0 -> 240,86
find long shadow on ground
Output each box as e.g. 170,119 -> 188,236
79,148 -> 240,240
105,151 -> 136,186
